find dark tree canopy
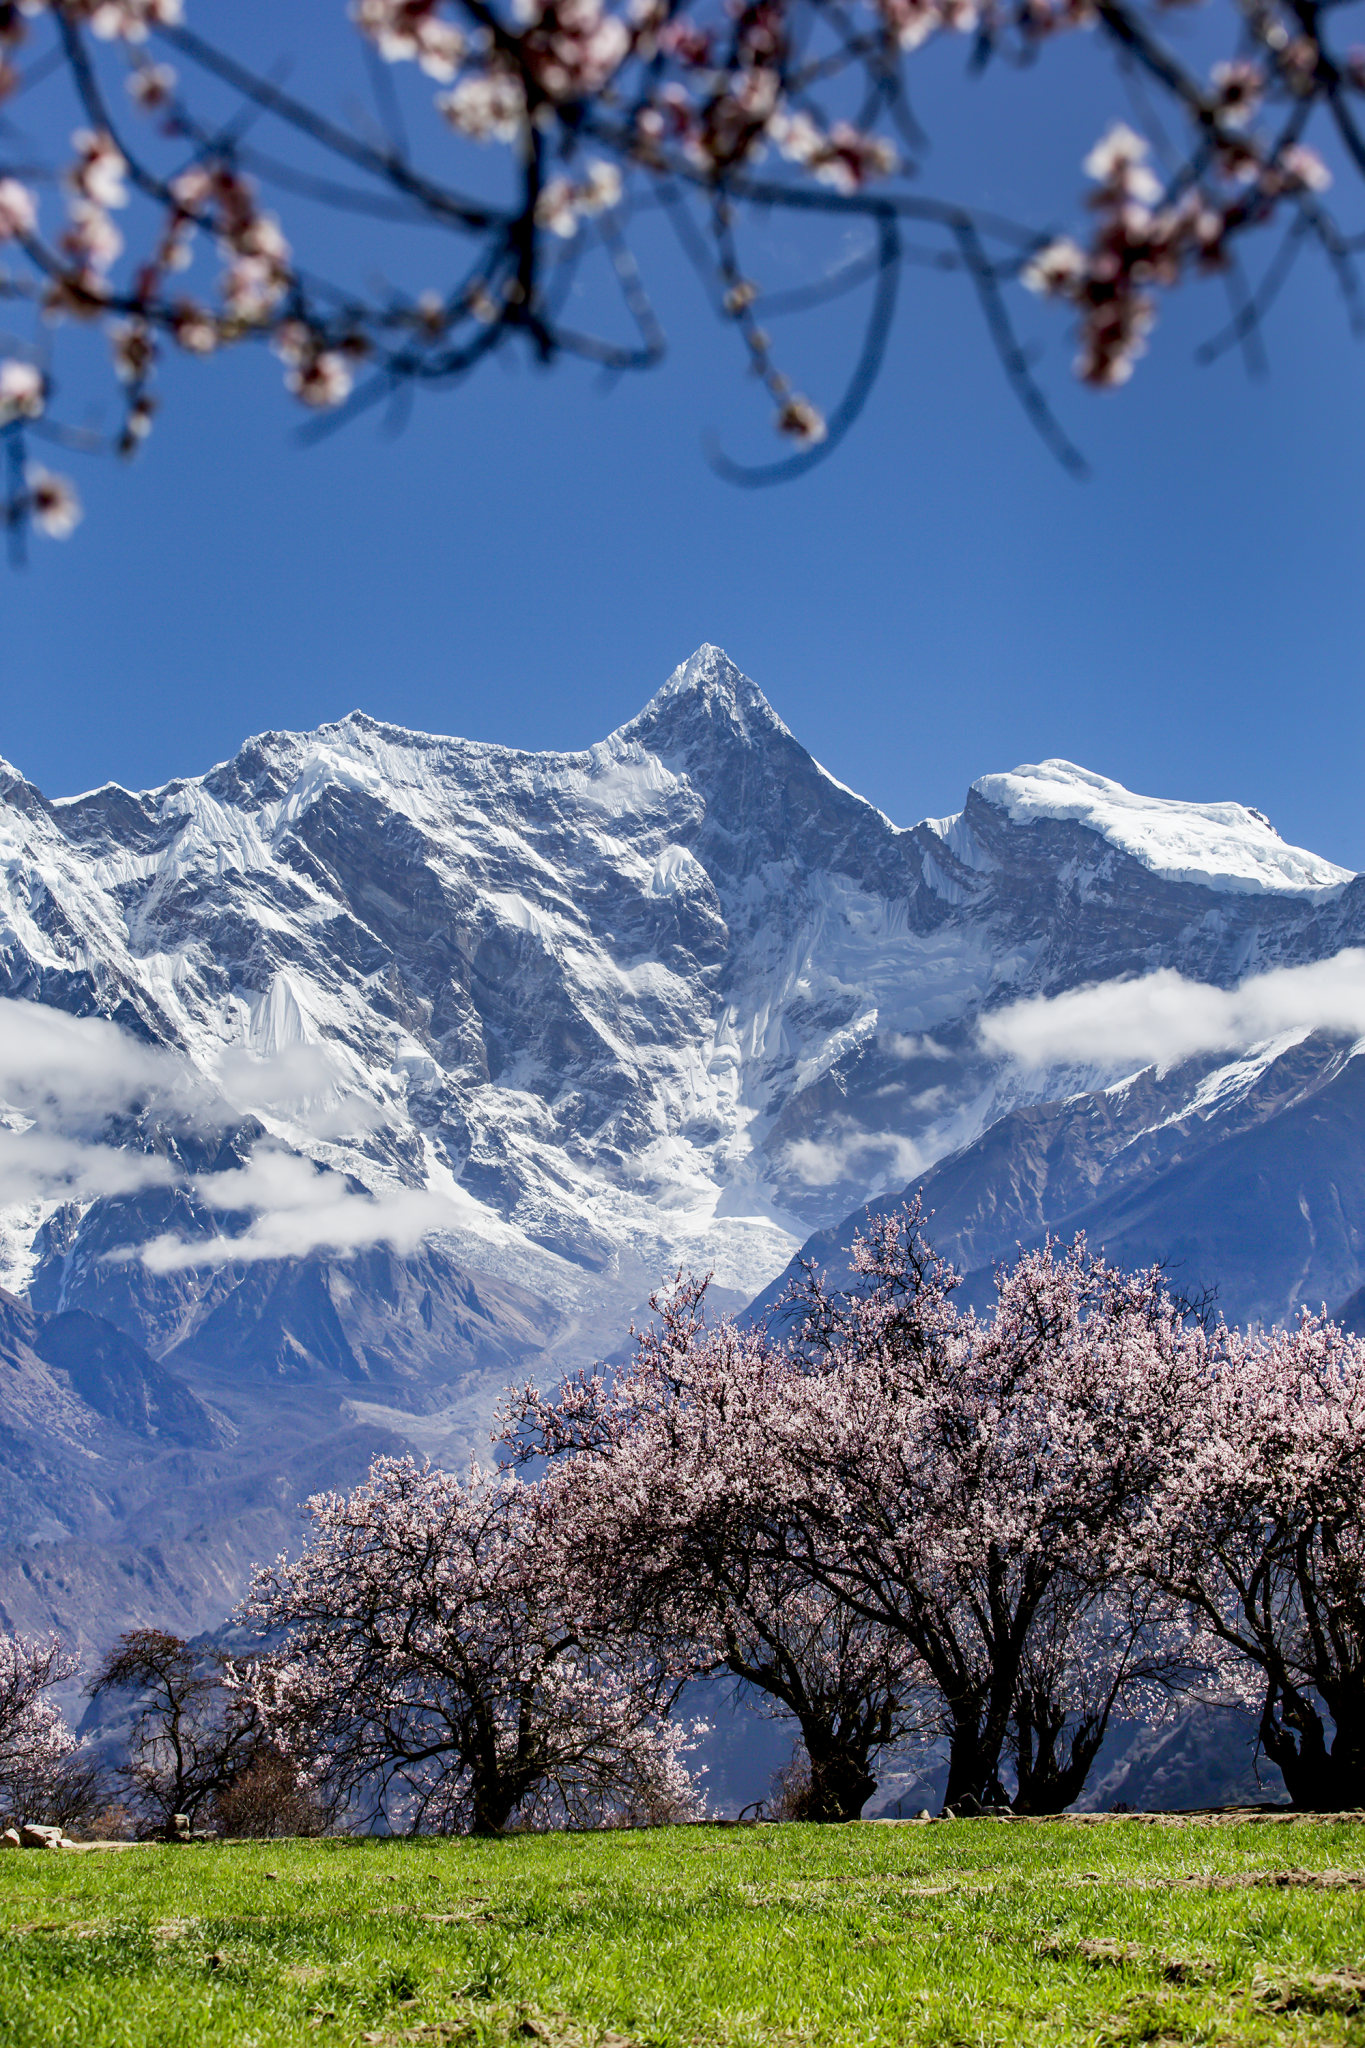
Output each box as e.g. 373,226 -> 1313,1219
88,1628 -> 265,1836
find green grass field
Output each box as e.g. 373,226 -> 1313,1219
2,1816 -> 1363,2048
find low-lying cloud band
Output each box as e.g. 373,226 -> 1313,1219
0,998 -> 448,1273
980,948 -> 1365,1072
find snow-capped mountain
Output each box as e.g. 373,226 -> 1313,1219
3,643 -> 1364,1650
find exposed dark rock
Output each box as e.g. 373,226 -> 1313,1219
1,648 -> 1363,1665
32,1311 -> 222,1448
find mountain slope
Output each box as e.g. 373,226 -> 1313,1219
754,1026 -> 1365,1329
2,645 -> 1363,1646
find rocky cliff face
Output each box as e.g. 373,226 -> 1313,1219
2,644 -> 1363,1649
757,1022 -> 1365,1334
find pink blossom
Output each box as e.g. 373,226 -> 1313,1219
1135,1310 -> 1365,1809
168,165 -> 214,214
689,64 -> 781,172
62,198 -> 123,273
519,0 -> 632,101
1083,122 -> 1162,206
0,358 -> 44,422
1045,124 -> 1238,387
1022,236 -> 1087,296
157,216 -> 196,273
579,159 -> 622,213
0,1635 -> 80,1819
1275,143 -> 1332,193
1210,58 -> 1263,128
271,320 -> 313,367
507,1211 -> 1208,1814
876,0 -> 977,52
437,69 -> 526,142
506,1277 -> 929,1820
767,107 -> 899,195
82,0 -> 183,41
535,175 -> 580,237
170,302 -> 218,353
219,216 -> 291,322
66,128 -> 129,210
0,179 -> 36,241
0,0 -> 1357,541
119,391 -> 156,450
243,1457 -> 707,1833
769,105 -> 824,166
221,260 -> 283,321
535,160 -> 622,235
26,465 -> 82,538
127,61 -> 177,110
776,393 -> 826,442
285,350 -> 355,408
657,16 -> 712,64
351,0 -> 466,79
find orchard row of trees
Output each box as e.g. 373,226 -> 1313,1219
0,1627 -> 337,1839
498,1209 -> 1365,1819
5,1203 -> 1365,1835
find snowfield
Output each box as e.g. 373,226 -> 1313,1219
4,645 -> 1365,1648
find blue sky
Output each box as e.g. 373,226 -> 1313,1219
3,0 -> 1364,865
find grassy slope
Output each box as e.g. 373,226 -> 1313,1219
1,1818 -> 1363,2047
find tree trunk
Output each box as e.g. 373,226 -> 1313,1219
1262,1691 -> 1365,1811
943,1724 -> 994,1811
940,1615 -> 1024,1812
802,1737 -> 877,1823
1013,1717 -> 1106,1815
469,1775 -> 519,1836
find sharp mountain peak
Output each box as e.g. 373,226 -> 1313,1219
4,646 -> 1365,1657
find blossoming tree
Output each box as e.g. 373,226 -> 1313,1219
0,1632 -> 81,1825
0,0 -> 1360,543
88,1627 -> 275,1837
243,1455 -> 707,1834
1005,1576 -> 1197,1813
508,1275 -> 933,1822
507,1219 -> 1210,1818
753,1211 -> 1211,1811
1137,1310 -> 1365,1811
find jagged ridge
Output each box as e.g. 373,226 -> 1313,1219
3,644 -> 1364,1650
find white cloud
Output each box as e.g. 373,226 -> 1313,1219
0,1128 -> 178,1205
0,997 -> 384,1147
881,1031 -> 950,1062
136,1148 -> 456,1272
0,998 -> 213,1211
980,948 -> 1365,1073
213,1042 -> 387,1139
0,999 -> 444,1270
785,1124 -> 927,1189
0,997 -> 211,1129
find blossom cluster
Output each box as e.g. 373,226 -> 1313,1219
13,1205 -> 1365,1834
508,1207 -> 1365,1814
0,0 -> 918,531
243,1459 -> 709,1833
0,1634 -> 81,1824
1024,118 -> 1331,387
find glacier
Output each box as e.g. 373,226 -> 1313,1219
3,641 -> 1365,1652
